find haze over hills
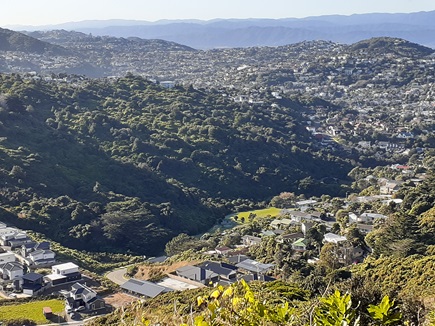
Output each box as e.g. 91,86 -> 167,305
0,27 -> 70,55
6,10 -> 435,49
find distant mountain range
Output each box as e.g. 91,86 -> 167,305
6,11 -> 435,49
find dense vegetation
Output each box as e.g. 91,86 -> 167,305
0,73 -> 352,255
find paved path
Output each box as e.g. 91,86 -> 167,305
105,267 -> 129,285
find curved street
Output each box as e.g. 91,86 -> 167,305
105,267 -> 129,285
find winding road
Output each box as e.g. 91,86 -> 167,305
105,267 -> 129,285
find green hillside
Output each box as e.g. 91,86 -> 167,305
0,73 -> 352,255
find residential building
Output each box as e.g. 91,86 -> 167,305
44,262 -> 81,286
0,252 -> 16,264
0,262 -> 24,280
121,279 -> 172,298
65,282 -> 105,312
175,266 -> 219,285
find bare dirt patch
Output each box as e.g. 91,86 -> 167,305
103,292 -> 137,308
134,261 -> 199,280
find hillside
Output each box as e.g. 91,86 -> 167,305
25,29 -> 197,52
349,37 -> 434,57
0,73 -> 352,255
0,27 -> 69,55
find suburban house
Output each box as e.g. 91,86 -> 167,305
356,224 -> 374,234
228,254 -> 249,265
198,261 -> 238,281
121,279 -> 172,298
241,235 -> 262,246
301,222 -> 315,236
358,213 -> 388,224
44,262 -> 81,286
348,213 -> 359,224
235,259 -> 274,275
175,266 -> 219,285
283,210 -> 312,223
379,180 -> 403,195
160,81 -> 176,89
215,246 -> 232,256
0,251 -> 16,264
270,218 -> 293,229
20,242 -> 56,266
291,238 -> 309,252
276,232 -> 304,244
295,200 -> 318,211
323,233 -> 347,244
21,272 -> 44,296
0,227 -> 31,247
0,261 -> 24,280
65,282 -> 105,312
27,249 -> 56,266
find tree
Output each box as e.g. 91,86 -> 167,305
318,242 -> 341,272
164,233 -> 193,256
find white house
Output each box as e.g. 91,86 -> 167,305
270,218 -> 293,229
349,213 -> 359,224
0,252 -> 16,264
28,249 -> 56,265
359,213 -> 387,224
283,210 -> 312,223
0,228 -> 19,246
160,81 -> 175,89
65,283 -> 106,312
52,262 -> 79,275
0,262 -> 24,280
44,262 -> 81,286
323,233 -> 347,244
0,227 -> 31,248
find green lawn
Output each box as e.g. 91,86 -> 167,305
234,207 -> 282,222
0,299 -> 65,324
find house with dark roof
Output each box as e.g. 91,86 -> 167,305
228,254 -> 249,265
175,266 -> 219,285
121,279 -> 172,298
64,283 -> 105,312
276,232 -> 304,244
198,261 -> 237,281
235,259 -> 274,275
21,272 -> 44,296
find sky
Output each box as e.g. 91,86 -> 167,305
2,0 -> 435,27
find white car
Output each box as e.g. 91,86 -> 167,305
74,306 -> 85,312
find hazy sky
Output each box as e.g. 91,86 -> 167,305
2,0 -> 435,26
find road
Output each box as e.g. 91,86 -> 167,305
105,267 -> 129,285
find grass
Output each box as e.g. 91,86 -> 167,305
0,299 -> 65,324
233,207 -> 282,222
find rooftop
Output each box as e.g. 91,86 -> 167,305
121,279 -> 170,298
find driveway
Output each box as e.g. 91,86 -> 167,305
105,267 -> 129,285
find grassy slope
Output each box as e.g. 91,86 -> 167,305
0,299 -> 64,324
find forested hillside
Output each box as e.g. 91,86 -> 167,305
0,74 -> 352,255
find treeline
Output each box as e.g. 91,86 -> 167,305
0,73 -> 352,255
